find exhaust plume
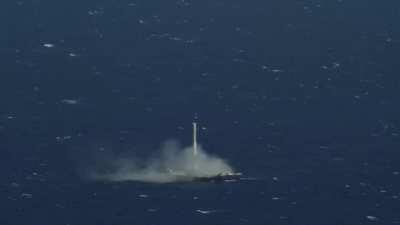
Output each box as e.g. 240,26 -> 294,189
80,140 -> 234,183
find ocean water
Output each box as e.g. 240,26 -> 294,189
1,0 -> 400,224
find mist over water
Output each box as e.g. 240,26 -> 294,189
80,140 -> 234,183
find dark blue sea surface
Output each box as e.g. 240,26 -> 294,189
1,0 -> 400,224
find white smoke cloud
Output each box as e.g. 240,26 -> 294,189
79,140 -> 234,183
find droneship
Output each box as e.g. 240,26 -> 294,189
167,122 -> 242,183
